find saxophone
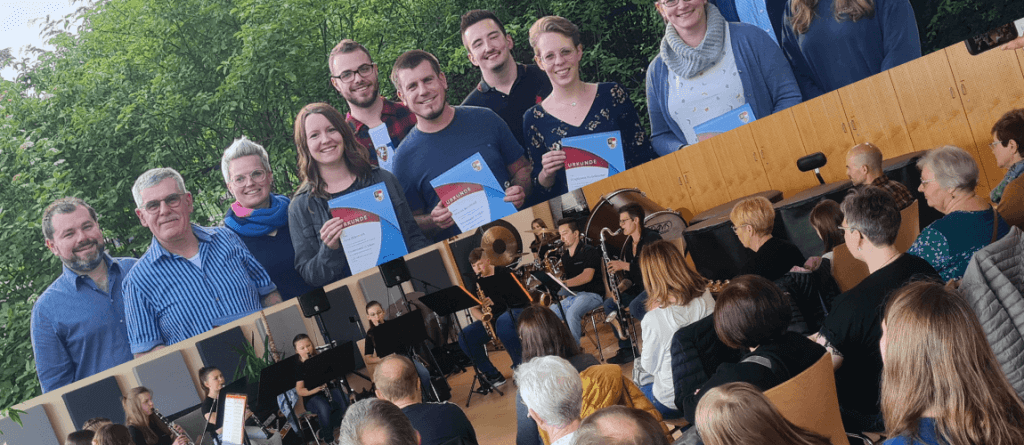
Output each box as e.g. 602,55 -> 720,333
154,408 -> 195,445
476,282 -> 504,351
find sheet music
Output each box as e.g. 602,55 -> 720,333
546,272 -> 576,296
222,394 -> 247,445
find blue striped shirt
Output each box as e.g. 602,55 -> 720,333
31,254 -> 137,392
124,225 -> 276,353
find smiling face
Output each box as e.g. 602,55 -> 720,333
47,206 -> 106,272
330,49 -> 380,109
304,112 -> 345,167
463,18 -> 514,73
135,177 -> 194,245
295,338 -> 315,361
534,32 -> 582,89
203,369 -> 225,394
395,60 -> 448,122
227,154 -> 272,209
657,0 -> 708,38
137,392 -> 154,416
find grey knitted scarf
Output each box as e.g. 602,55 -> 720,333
659,3 -> 727,79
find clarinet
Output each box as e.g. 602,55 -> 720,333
248,409 -> 273,438
154,408 -> 196,445
599,227 -> 625,313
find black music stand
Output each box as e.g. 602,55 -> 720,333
371,310 -> 446,402
258,356 -> 313,443
531,271 -> 575,332
420,286 -> 505,406
477,271 -> 532,320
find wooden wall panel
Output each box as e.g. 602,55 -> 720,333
747,109 -> 819,197
836,71 -> 915,157
789,91 -> 856,182
631,153 -> 696,220
675,141 -> 732,214
946,44 -> 1024,193
703,125 -> 772,199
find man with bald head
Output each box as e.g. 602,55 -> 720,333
373,355 -> 477,445
572,406 -> 669,445
845,142 -> 914,210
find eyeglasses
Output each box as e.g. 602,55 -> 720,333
731,224 -> 750,233
837,225 -> 857,233
231,169 -> 268,186
619,218 -> 632,225
331,63 -> 376,83
920,178 -> 937,185
989,140 -> 1006,150
142,193 -> 185,214
660,0 -> 695,7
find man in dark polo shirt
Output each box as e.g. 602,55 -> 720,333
374,354 -> 478,445
460,9 -> 552,151
551,217 -> 606,345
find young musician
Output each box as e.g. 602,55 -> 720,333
604,203 -> 661,364
550,217 -> 605,345
122,387 -> 189,445
94,424 -> 137,445
361,300 -> 433,398
457,248 -> 525,387
199,367 -> 283,445
293,334 -> 348,444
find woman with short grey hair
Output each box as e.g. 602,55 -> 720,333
908,145 -> 1010,281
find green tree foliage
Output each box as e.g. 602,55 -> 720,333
914,0 -> 1024,54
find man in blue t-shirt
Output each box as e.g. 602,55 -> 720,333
391,49 -> 533,242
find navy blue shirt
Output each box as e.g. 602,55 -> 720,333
124,225 -> 276,353
462,63 -> 552,150
232,223 -> 314,301
401,402 -> 478,445
31,254 -> 137,393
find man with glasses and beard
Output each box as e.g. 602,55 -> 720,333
32,197 -> 137,392
331,39 -> 417,172
123,167 -> 282,357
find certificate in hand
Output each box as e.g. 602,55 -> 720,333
693,103 -> 756,142
429,152 -> 516,233
561,130 -> 626,190
328,182 -> 409,274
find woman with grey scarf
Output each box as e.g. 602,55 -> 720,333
645,0 -> 801,156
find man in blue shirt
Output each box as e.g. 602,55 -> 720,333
390,50 -> 533,242
124,167 -> 282,357
31,197 -> 137,393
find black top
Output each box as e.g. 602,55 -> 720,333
364,324 -> 378,357
681,332 -> 826,423
737,236 -> 806,282
293,359 -> 323,407
561,243 -> 605,295
128,419 -> 173,445
819,253 -> 938,416
402,402 -> 479,445
200,396 -> 220,433
461,63 -> 552,149
620,228 -> 663,296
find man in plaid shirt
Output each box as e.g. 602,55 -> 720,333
846,143 -> 915,210
330,39 -> 416,171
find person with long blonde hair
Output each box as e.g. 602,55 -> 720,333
696,382 -> 831,445
880,281 -> 1024,445
122,387 -> 188,445
782,0 -> 921,100
287,102 -> 428,288
637,240 -> 715,419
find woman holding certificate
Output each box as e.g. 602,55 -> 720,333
522,16 -> 656,204
288,102 -> 429,288
646,0 -> 801,155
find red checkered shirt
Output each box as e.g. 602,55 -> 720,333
346,98 -> 417,166
872,174 -> 915,210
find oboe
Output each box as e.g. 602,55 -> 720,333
154,408 -> 195,445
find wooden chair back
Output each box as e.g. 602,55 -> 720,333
833,200 -> 920,292
764,352 -> 850,445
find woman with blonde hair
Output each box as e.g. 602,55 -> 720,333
880,281 -> 1024,445
696,382 -> 831,445
93,424 -> 136,445
287,102 -> 428,288
637,240 -> 715,419
122,387 -> 188,445
730,196 -> 804,281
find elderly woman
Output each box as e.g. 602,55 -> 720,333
908,146 -> 1010,282
815,187 -> 937,432
637,241 -> 715,419
990,109 -> 1024,228
730,196 -> 804,281
523,16 -> 656,204
221,137 -> 314,301
288,103 -> 429,288
679,274 -> 825,424
783,0 -> 921,100
646,0 -> 801,155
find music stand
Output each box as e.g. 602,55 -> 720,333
477,271 -> 533,330
212,378 -> 250,433
420,286 -> 505,406
302,341 -> 356,391
531,271 -> 575,330
371,310 -> 445,402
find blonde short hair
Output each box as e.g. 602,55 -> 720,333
729,196 -> 775,237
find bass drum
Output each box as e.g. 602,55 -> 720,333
584,188 -> 687,252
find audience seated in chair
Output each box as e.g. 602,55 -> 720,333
373,354 -> 477,445
515,356 -> 584,445
571,405 -> 670,445
339,398 -> 419,445
66,430 -> 96,445
696,382 -> 831,445
94,424 -> 135,445
730,196 -> 805,281
880,281 -> 1024,445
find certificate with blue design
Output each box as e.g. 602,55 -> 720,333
693,103 -> 756,142
561,130 -> 625,190
328,182 -> 409,274
368,124 -> 396,173
429,152 -> 516,233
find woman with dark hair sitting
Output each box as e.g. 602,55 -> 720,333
801,199 -> 845,272
990,108 -> 1024,228
679,274 -> 825,424
880,281 -> 1024,444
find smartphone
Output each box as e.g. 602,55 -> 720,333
965,18 -> 1024,55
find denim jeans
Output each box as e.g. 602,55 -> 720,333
304,387 -> 347,441
458,308 -> 525,375
551,290 -> 604,343
639,382 -> 685,420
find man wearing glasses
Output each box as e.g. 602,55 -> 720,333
124,167 -> 282,357
330,39 -> 416,172
604,203 -> 662,364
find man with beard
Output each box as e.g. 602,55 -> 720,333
331,39 -> 416,172
32,197 -> 137,392
390,50 -> 532,242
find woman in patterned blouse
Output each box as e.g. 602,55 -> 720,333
522,15 -> 656,204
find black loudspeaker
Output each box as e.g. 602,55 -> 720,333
298,287 -> 330,317
379,257 -> 412,287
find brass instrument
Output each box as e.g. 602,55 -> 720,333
154,408 -> 195,445
476,284 -> 501,350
